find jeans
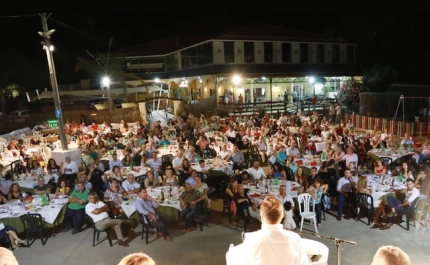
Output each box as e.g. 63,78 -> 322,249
180,207 -> 196,228
387,196 -> 410,215
418,154 -> 428,163
64,207 -> 85,232
337,192 -> 355,218
315,202 -> 323,224
146,213 -> 172,237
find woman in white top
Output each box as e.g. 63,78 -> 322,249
109,166 -> 123,183
30,160 -> 44,176
162,169 -> 178,186
192,174 -> 208,196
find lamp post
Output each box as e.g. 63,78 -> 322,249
38,13 -> 68,150
102,76 -> 112,111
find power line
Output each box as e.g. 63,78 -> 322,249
48,17 -> 121,49
0,14 -> 38,18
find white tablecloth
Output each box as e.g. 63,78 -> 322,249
191,159 -> 233,175
51,148 -> 82,166
157,145 -> 179,158
105,167 -> 151,179
368,149 -> 419,163
0,197 -> 68,224
365,174 -> 406,207
15,174 -> 53,189
244,180 -> 302,201
120,186 -> 183,218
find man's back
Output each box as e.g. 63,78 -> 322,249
227,224 -> 309,265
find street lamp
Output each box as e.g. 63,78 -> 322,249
232,75 -> 241,104
101,76 -> 112,111
38,13 -> 68,150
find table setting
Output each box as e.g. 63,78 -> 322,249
191,158 -> 233,175
296,155 -> 321,171
105,166 -> 151,179
362,174 -> 406,207
0,196 -> 68,224
244,180 -> 303,204
156,144 -> 179,157
120,185 -> 183,218
368,148 -> 419,163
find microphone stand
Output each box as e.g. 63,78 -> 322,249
288,229 -> 356,265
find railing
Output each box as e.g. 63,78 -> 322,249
0,107 -> 140,134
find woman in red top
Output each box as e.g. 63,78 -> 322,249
374,159 -> 386,175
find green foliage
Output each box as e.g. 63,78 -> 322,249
363,64 -> 399,92
337,81 -> 367,112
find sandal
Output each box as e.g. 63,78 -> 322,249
15,239 -> 25,244
12,245 -> 21,250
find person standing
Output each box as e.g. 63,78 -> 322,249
329,103 -> 336,123
245,91 -> 250,110
335,103 -> 343,124
226,196 -> 309,265
292,90 -> 298,103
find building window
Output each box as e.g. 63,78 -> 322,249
224,42 -> 234,64
300,43 -> 309,63
346,45 -> 354,64
264,42 -> 273,63
316,44 -> 324,63
197,42 -> 213,66
332,44 -> 340,64
244,42 -> 254,63
282,43 -> 291,63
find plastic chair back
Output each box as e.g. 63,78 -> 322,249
298,194 -> 315,214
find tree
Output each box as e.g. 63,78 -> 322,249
362,64 -> 399,92
337,81 -> 367,113
0,49 -> 49,114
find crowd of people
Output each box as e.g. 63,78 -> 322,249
0,108 -> 427,264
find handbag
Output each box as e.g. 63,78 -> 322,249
322,193 -> 331,211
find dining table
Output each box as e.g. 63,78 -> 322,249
104,166 -> 151,179
367,148 -> 419,164
120,186 -> 183,220
0,196 -> 68,233
357,174 -> 406,207
156,144 -> 179,158
191,158 -> 233,175
14,174 -> 55,190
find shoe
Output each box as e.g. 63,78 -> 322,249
165,236 -> 173,242
118,240 -> 129,247
71,230 -> 78,235
15,239 -> 25,244
62,228 -> 72,233
156,232 -> 164,238
387,212 -> 398,218
186,227 -> 196,233
337,216 -> 342,221
11,245 -> 20,250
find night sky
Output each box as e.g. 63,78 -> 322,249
1,13 -> 430,84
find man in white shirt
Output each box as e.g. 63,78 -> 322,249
122,174 -> 141,194
253,136 -> 267,163
241,131 -> 253,147
94,158 -> 105,173
321,125 -> 330,140
336,169 -> 356,221
195,160 -> 210,176
247,161 -> 267,180
386,178 -> 420,218
172,151 -> 184,169
218,145 -> 231,161
341,147 -> 358,166
224,125 -> 237,142
85,192 -> 129,247
109,153 -> 123,169
63,156 -> 79,185
276,184 -> 295,210
286,141 -> 300,158
226,196 -> 309,265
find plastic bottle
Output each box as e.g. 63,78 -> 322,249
274,176 -> 278,186
265,183 -> 269,194
41,193 -> 47,206
129,161 -> 134,170
256,180 -> 259,189
399,172 -> 404,182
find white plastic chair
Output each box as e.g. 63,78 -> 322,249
298,193 -> 318,233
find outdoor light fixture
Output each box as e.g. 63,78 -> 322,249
232,75 -> 241,85
102,76 -> 110,87
154,78 -> 160,83
309,76 -> 315,84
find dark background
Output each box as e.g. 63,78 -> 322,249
1,13 -> 430,84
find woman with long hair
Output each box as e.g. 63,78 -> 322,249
374,159 -> 387,175
270,162 -> 286,180
293,167 -> 307,191
55,179 -> 71,196
144,171 -> 160,188
177,158 -> 192,185
30,160 -> 44,176
47,158 -> 62,175
400,162 -> 413,179
7,184 -> 23,201
109,166 -> 123,183
161,169 -> 178,186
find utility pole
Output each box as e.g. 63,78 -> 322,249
39,13 -> 68,150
